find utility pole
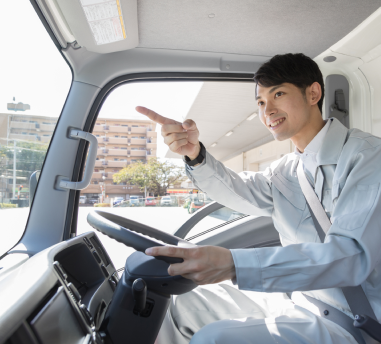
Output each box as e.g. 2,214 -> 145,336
12,141 -> 16,199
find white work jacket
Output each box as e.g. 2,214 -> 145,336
186,118 -> 381,321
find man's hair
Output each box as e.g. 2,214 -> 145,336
253,53 -> 324,113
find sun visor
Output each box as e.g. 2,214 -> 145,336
56,0 -> 138,54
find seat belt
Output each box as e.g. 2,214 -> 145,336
296,161 -> 378,322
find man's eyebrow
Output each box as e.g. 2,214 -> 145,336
256,85 -> 285,100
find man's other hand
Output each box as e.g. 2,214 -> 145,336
145,245 -> 236,285
136,106 -> 201,159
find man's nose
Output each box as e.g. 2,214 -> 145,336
264,101 -> 277,118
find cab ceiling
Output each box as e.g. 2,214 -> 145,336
136,0 -> 381,57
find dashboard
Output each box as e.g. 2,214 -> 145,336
0,232 -> 118,344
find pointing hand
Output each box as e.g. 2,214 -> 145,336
136,106 -> 201,159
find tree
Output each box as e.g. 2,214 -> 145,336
3,141 -> 48,182
113,158 -> 186,196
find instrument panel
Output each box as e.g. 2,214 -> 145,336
1,232 -> 118,344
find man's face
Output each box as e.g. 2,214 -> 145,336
256,83 -> 311,141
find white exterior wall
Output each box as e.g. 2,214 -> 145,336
223,139 -> 293,173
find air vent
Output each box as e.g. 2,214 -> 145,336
90,236 -> 110,266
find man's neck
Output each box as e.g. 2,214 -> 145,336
292,116 -> 326,153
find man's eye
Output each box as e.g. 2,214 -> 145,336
258,101 -> 264,106
275,92 -> 283,98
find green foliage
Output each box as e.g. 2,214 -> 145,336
113,158 -> 186,196
0,203 -> 17,209
94,203 -> 110,207
0,141 -> 48,182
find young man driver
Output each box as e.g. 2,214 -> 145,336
136,53 -> 381,344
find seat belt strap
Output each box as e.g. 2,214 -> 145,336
296,160 -> 378,322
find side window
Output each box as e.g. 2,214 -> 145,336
185,206 -> 247,241
0,2 -> 72,256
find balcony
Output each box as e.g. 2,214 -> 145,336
10,121 -> 35,130
40,135 -> 51,143
96,137 -> 130,145
130,138 -> 146,145
146,141 -> 156,149
130,150 -> 147,157
92,171 -> 115,179
130,127 -> 147,134
40,123 -> 55,132
96,148 -> 109,156
93,125 -> 130,133
9,133 -> 41,142
95,160 -> 129,168
106,149 -> 128,156
93,125 -> 104,132
147,131 -> 157,138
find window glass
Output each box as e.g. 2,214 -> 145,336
0,2 -> 72,256
76,80 -> 290,269
184,206 -> 247,240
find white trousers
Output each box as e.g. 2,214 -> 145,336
156,281 -> 359,344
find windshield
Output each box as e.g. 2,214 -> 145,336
74,80 -> 291,269
0,2 -> 71,256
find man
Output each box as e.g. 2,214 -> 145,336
136,53 -> 381,344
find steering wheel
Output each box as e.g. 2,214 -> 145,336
87,210 -> 196,264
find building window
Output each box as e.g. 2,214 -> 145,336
114,158 -> 119,161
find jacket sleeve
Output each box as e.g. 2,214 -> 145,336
186,151 -> 274,217
231,143 -> 381,292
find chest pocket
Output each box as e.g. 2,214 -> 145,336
335,183 -> 380,230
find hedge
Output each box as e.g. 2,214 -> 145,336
94,203 -> 111,207
0,203 -> 18,209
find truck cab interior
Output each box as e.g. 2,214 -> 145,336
1,1 -> 381,344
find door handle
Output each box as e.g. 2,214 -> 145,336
56,129 -> 98,190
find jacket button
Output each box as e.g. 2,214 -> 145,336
324,310 -> 329,316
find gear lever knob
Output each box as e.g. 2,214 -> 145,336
132,278 -> 147,314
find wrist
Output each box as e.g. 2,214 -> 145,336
186,142 -> 201,161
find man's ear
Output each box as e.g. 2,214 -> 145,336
308,82 -> 322,106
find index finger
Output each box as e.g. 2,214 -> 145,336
136,106 -> 178,125
145,245 -> 188,259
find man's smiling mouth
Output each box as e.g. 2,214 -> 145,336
268,117 -> 285,129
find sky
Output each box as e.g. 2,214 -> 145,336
0,1 -> 203,161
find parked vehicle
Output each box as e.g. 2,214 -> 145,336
145,197 -> 157,206
79,195 -> 87,204
113,197 -> 124,206
86,197 -> 99,205
160,196 -> 172,206
129,196 -> 141,207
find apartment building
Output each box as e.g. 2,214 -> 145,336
0,113 -> 56,146
0,113 -> 157,201
82,118 -> 157,199
0,113 -> 57,201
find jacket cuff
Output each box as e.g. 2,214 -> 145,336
187,151 -> 216,181
230,248 -> 263,291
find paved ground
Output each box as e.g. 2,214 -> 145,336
0,206 -> 226,269
76,207 -> 193,269
0,206 -> 208,269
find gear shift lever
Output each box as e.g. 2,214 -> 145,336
132,278 -> 147,315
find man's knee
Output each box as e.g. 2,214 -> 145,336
189,320 -> 235,344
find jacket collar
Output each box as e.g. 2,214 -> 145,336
316,118 -> 348,166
